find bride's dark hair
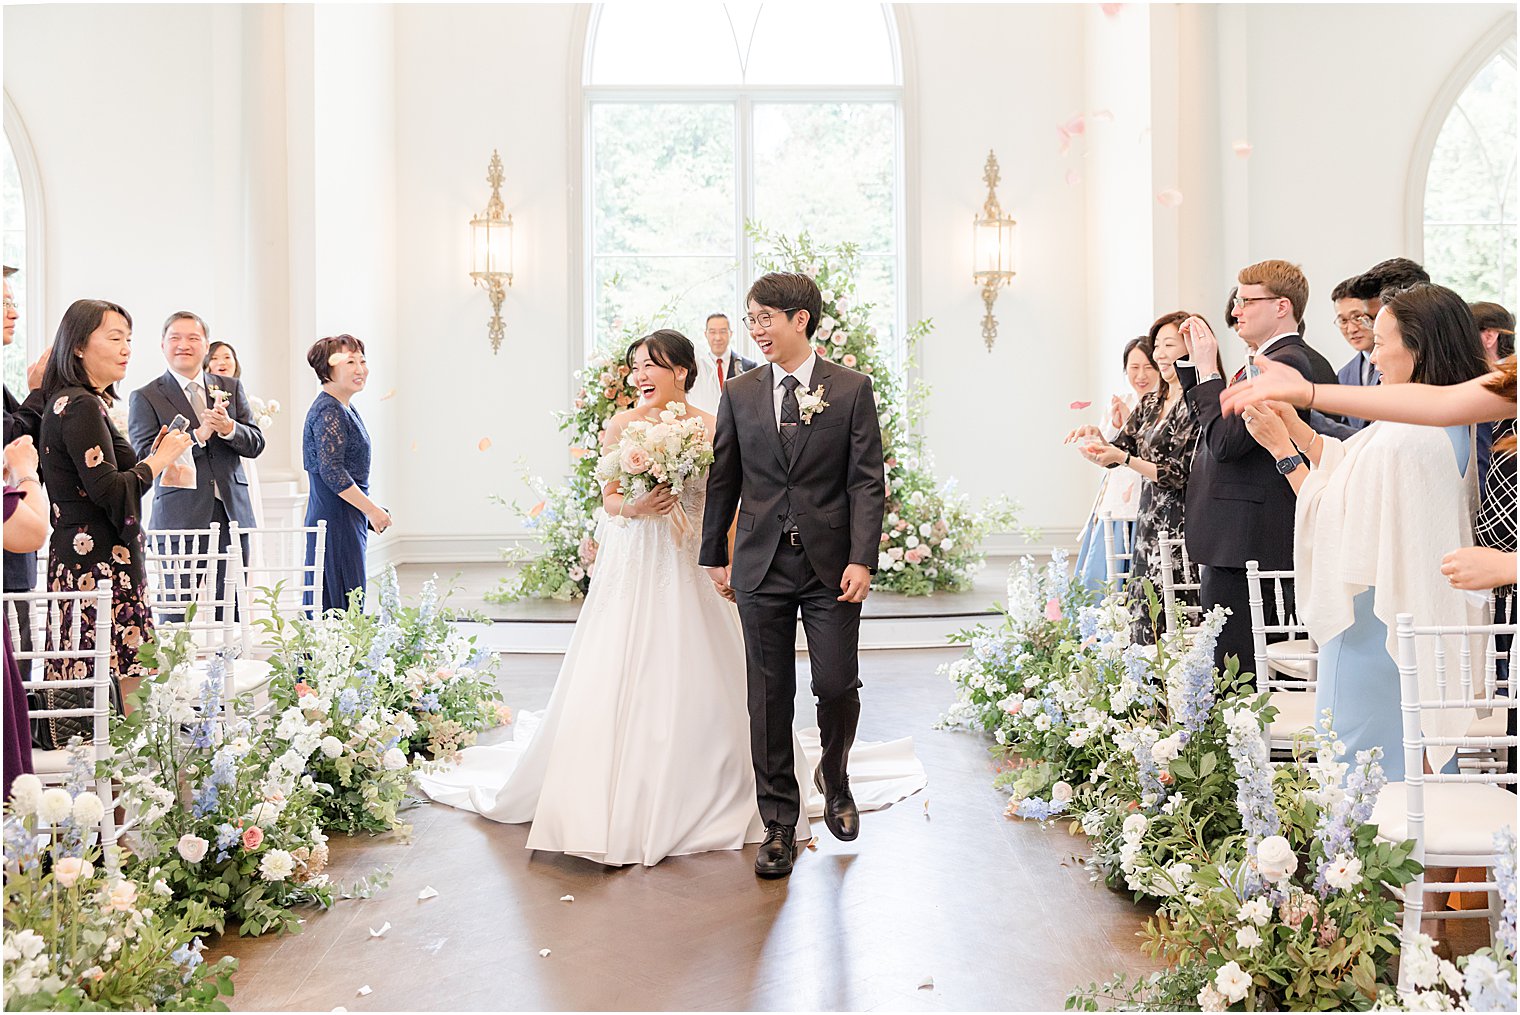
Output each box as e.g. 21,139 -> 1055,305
627,329 -> 698,393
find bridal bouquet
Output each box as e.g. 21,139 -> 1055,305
593,401 -> 713,499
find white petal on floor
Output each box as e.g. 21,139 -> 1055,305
356,985 -> 372,997
539,948 -> 552,958
418,886 -> 439,900
560,895 -> 574,902
369,922 -> 391,938
918,976 -> 935,991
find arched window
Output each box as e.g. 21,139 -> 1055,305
1421,40 -> 1517,309
3,93 -> 44,396
583,2 -> 903,357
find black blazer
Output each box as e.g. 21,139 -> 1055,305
700,358 -> 885,593
1180,334 -> 1313,571
128,371 -> 265,529
3,384 -> 44,590
721,352 -> 758,378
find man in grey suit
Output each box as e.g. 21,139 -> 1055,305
128,311 -> 265,610
700,272 -> 886,879
1329,276 -> 1380,430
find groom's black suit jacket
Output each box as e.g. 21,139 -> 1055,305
700,358 -> 886,593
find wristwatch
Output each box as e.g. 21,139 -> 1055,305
1274,453 -> 1305,475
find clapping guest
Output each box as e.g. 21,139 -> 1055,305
302,335 -> 388,614
36,300 -> 195,749
1071,336 -> 1159,591
3,435 -> 46,799
1239,282 -> 1491,779
1068,314 -> 1205,641
205,340 -> 267,528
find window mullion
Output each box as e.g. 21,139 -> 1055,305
738,94 -> 754,356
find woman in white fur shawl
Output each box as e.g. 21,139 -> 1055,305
1237,283 -> 1492,780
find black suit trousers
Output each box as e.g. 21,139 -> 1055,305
734,537 -> 862,828
1200,565 -> 1295,682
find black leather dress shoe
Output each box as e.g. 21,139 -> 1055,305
755,823 -> 795,878
813,766 -> 860,841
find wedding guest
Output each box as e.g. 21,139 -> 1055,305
1239,282 -> 1490,779
1471,302 -> 1515,365
1329,277 -> 1379,430
3,266 -> 48,683
1178,260 -> 1316,676
1069,314 -> 1205,641
302,334 -> 388,614
687,313 -> 757,413
128,313 -> 264,611
36,300 -> 194,749
1230,283 -> 1352,441
1355,257 -> 1430,305
205,340 -> 267,528
1071,336 -> 1159,591
3,435 -> 46,798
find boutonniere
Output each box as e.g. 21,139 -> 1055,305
796,385 -> 829,425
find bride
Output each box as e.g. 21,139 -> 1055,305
417,330 -> 925,866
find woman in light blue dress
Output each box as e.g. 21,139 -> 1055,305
1242,283 -> 1491,780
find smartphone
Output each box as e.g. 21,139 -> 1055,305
168,413 -> 191,433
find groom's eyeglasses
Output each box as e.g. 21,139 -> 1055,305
742,308 -> 800,329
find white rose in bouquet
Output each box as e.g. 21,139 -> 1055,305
177,834 -> 210,863
1255,835 -> 1298,883
382,747 -> 409,771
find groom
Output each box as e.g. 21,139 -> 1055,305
701,271 -> 886,879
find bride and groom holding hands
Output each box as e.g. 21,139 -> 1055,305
418,272 -> 926,877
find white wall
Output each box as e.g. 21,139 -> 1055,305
5,2 -> 1513,559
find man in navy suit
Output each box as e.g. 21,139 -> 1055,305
1177,260 -> 1316,676
1329,276 -> 1380,431
128,312 -> 265,611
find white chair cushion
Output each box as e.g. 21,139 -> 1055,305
33,747 -> 118,775
1268,689 -> 1318,739
1372,782 -> 1517,856
230,658 -> 274,698
1267,637 -> 1315,680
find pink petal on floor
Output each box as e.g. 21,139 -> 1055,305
1233,140 -> 1253,158
1156,188 -> 1184,208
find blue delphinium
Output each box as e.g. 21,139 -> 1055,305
1222,704 -> 1279,872
191,782 -> 220,819
1170,607 -> 1227,733
1014,796 -> 1069,821
419,691 -> 441,713
170,938 -> 206,984
188,658 -> 225,749
1496,825 -> 1516,957
337,687 -> 361,718
1311,747 -> 1385,897
3,815 -> 41,871
1078,605 -> 1101,642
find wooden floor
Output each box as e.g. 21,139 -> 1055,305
208,646 -> 1158,1012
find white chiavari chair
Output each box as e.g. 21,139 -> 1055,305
1374,613 -> 1518,985
1157,530 -> 1202,638
1246,559 -> 1319,755
1099,510 -> 1133,586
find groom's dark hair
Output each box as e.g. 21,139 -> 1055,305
747,272 -> 821,339
627,329 -> 698,392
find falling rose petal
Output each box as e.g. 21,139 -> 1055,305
539,948 -> 552,958
409,441 -> 419,453
328,352 -> 347,366
477,437 -> 493,452
560,895 -> 574,903
1100,2 -> 1123,16
368,922 -> 391,938
417,886 -> 439,901
1063,114 -> 1086,136
1065,170 -> 1082,186
1233,140 -> 1253,158
806,839 -> 819,851
918,976 -> 936,990
1058,131 -> 1072,157
528,501 -> 547,518
356,986 -> 372,997
379,388 -> 397,401
1156,188 -> 1184,208
1045,596 -> 1064,622
1091,109 -> 1115,123
1069,400 -> 1092,410
569,446 -> 590,458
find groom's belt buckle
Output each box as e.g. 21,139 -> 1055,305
786,530 -> 803,547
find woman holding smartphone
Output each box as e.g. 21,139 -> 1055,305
36,300 -> 194,747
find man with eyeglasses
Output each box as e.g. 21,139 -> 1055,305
1176,259 -> 1316,677
1329,276 -> 1379,431
2,265 -> 50,681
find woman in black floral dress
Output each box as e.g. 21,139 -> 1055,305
1071,313 -> 1213,642
35,300 -> 193,748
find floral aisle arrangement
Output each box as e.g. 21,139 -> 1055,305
1069,734 -> 1427,1011
3,750 -> 238,1011
939,555 -> 1268,898
112,626 -> 337,937
372,567 -> 508,761
258,600 -> 420,837
750,227 -> 1019,595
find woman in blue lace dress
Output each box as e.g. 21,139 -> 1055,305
301,335 -> 390,613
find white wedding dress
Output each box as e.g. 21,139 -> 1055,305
416,472 -> 928,866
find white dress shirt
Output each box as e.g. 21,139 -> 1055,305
171,369 -> 221,497
1254,331 -> 1299,359
771,352 -> 817,429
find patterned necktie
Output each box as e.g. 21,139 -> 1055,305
187,381 -> 207,422
716,357 -> 725,391
779,376 -> 800,532
1362,357 -> 1374,387
1230,364 -> 1249,386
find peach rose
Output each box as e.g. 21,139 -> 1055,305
242,825 -> 264,851
619,445 -> 652,476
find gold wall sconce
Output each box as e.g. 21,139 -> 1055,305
972,150 -> 1017,352
470,149 -> 514,353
